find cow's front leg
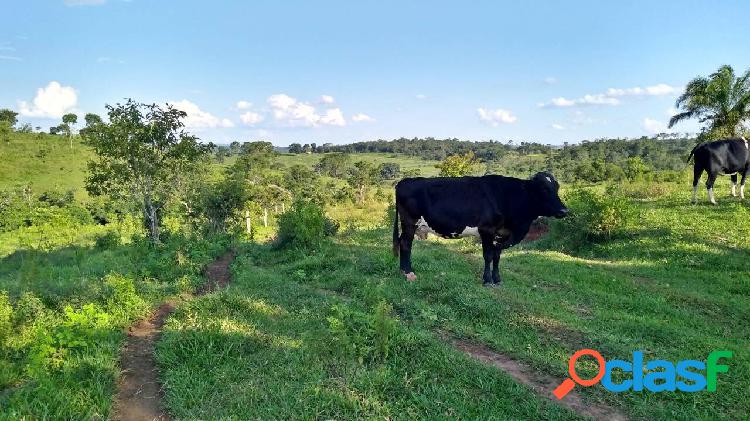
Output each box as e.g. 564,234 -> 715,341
480,233 -> 494,286
731,174 -> 738,197
491,246 -> 502,285
399,224 -> 417,281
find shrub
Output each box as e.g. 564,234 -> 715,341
13,292 -> 47,327
551,185 -> 636,245
326,300 -> 396,364
276,200 -> 337,249
95,231 -> 121,250
0,292 -> 12,346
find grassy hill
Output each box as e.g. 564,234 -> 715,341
0,133 -> 94,199
0,134 -> 440,198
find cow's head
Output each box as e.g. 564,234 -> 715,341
530,172 -> 569,218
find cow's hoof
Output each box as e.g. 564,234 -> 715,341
405,272 -> 417,282
483,282 -> 497,288
710,201 -> 718,206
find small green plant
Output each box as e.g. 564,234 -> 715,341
276,200 -> 337,249
326,300 -> 397,364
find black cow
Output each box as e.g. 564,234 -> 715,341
688,137 -> 750,204
392,172 -> 568,286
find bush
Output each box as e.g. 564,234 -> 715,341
0,292 -> 12,346
13,292 -> 47,327
551,185 -> 636,245
95,231 -> 121,250
276,200 -> 337,249
325,300 -> 396,364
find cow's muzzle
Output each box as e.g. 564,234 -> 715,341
554,208 -> 569,218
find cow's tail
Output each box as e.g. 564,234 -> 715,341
392,199 -> 400,257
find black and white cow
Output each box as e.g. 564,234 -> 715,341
688,137 -> 750,204
392,172 -> 568,286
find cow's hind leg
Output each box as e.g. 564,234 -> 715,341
399,223 -> 417,281
491,246 -> 502,285
740,169 -> 749,199
731,174 -> 738,197
480,233 -> 494,287
706,172 -> 718,205
692,165 -> 703,204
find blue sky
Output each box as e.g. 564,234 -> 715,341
2,1 -> 749,146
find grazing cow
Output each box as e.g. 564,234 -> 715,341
392,172 -> 568,286
688,137 -> 750,204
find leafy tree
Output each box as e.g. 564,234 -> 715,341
233,141 -> 275,175
0,109 -> 18,127
303,143 -> 312,154
84,113 -> 102,127
624,156 -> 650,181
316,153 -> 351,178
347,161 -> 381,204
0,121 -> 12,143
378,162 -> 401,180
84,99 -> 210,243
435,151 -> 478,177
669,65 -> 750,139
62,113 -> 78,149
288,143 -> 303,154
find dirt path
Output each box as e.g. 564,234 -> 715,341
113,251 -> 235,421
447,336 -> 627,421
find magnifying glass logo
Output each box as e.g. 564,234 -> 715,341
552,349 -> 606,400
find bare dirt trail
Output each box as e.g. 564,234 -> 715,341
448,336 -> 628,421
113,251 -> 235,421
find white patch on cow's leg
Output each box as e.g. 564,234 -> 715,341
708,188 -> 717,205
405,272 -> 417,282
459,226 -> 480,237
692,185 -> 698,204
741,184 -> 746,199
731,183 -> 737,197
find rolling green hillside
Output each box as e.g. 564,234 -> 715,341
0,133 -> 94,199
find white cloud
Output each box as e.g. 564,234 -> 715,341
64,0 -> 106,5
551,123 -> 565,130
168,100 -> 234,128
477,108 -> 517,126
267,93 -> 346,127
642,117 -> 672,134
320,108 -> 346,126
415,94 -> 427,100
239,111 -> 263,126
235,100 -> 252,110
540,83 -> 680,108
352,113 -> 375,123
0,55 -> 22,61
18,81 -> 77,118
543,76 -> 558,85
320,95 -> 335,104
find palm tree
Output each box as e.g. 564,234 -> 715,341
669,65 -> 750,139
